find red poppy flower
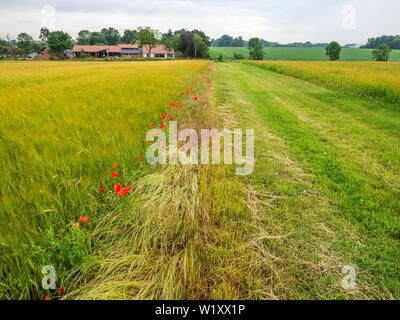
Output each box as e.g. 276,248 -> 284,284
162,114 -> 166,120
58,287 -> 62,295
150,123 -> 154,128
99,187 -> 105,192
80,217 -> 89,223
194,97 -> 198,101
138,156 -> 143,160
114,164 -> 119,169
159,124 -> 166,129
113,183 -> 122,193
74,222 -> 80,228
169,113 -> 174,118
111,171 -> 118,178
114,212 -> 119,216
44,296 -> 49,300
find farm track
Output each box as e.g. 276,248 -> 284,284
211,62 -> 399,299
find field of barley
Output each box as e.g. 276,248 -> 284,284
242,60 -> 400,106
0,60 -> 210,299
1,58 -> 399,300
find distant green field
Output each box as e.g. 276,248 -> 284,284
210,47 -> 400,61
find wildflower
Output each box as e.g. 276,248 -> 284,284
162,114 -> 166,120
169,113 -> 174,118
99,186 -> 105,192
138,155 -> 143,160
80,217 -> 89,223
111,171 -> 119,178
74,222 -> 80,228
113,183 -> 122,193
159,124 -> 166,129
44,296 -> 49,300
150,123 -> 154,128
114,164 -> 119,169
113,226 -> 117,231
194,97 -> 198,101
58,287 -> 62,295
114,212 -> 119,216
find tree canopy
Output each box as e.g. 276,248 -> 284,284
372,44 -> 391,62
248,38 -> 264,60
47,31 -> 73,57
17,33 -> 34,56
325,41 -> 341,61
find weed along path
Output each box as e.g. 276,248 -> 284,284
211,62 -> 400,299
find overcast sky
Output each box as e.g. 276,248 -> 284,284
0,0 -> 398,44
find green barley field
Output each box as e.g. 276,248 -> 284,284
1,59 -> 399,300
210,47 -> 400,61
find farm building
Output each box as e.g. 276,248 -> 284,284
71,44 -> 175,59
142,45 -> 175,59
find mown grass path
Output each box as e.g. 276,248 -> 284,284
213,62 -> 399,299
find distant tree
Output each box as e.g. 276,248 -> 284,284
217,35 -> 233,47
77,30 -> 91,45
121,29 -> 137,44
101,27 -> 120,46
89,32 -> 106,45
39,27 -> 50,43
193,33 -> 204,59
5,34 -> 17,59
372,44 -> 391,61
0,40 -> 8,58
137,27 -> 160,57
171,34 -> 181,52
248,38 -> 264,60
325,41 -> 341,61
47,31 -> 73,58
17,33 -> 34,57
231,36 -> 246,47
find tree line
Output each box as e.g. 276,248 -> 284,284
361,35 -> 400,50
0,26 -> 211,59
211,34 -> 328,48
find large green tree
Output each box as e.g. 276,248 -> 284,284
372,43 -> 391,61
101,27 -> 120,46
137,27 -> 160,56
17,32 -> 34,57
89,32 -> 106,45
47,31 -> 73,58
77,30 -> 91,45
248,37 -> 264,60
121,29 -> 137,44
326,41 -> 341,61
39,27 -> 50,43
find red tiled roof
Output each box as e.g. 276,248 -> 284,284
73,44 -> 138,53
142,45 -> 174,54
